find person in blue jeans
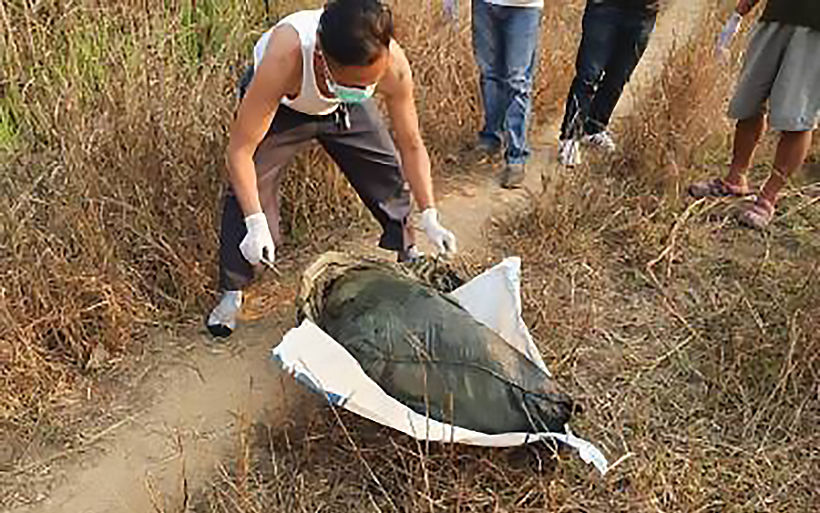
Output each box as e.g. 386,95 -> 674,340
558,0 -> 658,166
470,0 -> 543,188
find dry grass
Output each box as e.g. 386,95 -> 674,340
2,0 -> 261,441
195,407 -> 580,513
499,9 -> 820,511
196,6 -> 819,513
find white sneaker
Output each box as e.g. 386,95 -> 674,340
558,138 -> 581,167
581,131 -> 616,153
207,290 -> 243,338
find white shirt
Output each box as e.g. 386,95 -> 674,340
253,9 -> 340,116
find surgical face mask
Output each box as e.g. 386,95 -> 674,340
321,54 -> 377,104
329,81 -> 376,103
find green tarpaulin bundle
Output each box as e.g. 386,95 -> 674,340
274,252 -> 609,474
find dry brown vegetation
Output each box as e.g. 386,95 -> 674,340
195,6 -> 819,513
2,0 -> 260,438
498,12 -> 820,509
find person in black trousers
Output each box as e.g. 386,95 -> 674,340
557,0 -> 659,166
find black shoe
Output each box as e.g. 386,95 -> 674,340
500,163 -> 525,189
475,139 -> 501,156
205,290 -> 242,339
206,323 -> 234,338
397,245 -> 423,263
463,139 -> 501,163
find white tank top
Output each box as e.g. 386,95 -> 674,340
253,9 -> 340,116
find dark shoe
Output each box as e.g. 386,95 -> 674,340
397,245 -> 423,263
206,290 -> 243,338
206,323 -> 234,338
476,139 -> 501,155
500,163 -> 525,189
465,139 -> 501,163
687,177 -> 751,198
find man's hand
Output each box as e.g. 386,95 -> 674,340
239,213 -> 276,265
419,208 -> 457,255
736,0 -> 758,16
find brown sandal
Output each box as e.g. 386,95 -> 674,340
738,197 -> 775,230
687,178 -> 751,199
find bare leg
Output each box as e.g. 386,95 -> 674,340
726,113 -> 767,187
759,130 -> 813,204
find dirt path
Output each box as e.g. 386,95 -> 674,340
5,2 -> 710,510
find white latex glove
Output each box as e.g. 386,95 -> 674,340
239,212 -> 275,265
419,208 -> 457,255
716,11 -> 742,58
443,0 -> 458,21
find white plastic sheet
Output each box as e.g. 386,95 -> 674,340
271,257 -> 608,475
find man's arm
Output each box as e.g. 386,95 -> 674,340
378,41 -> 435,211
226,26 -> 300,217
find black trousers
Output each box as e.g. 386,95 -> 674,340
559,2 -> 657,139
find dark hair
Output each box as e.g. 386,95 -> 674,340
318,0 -> 394,66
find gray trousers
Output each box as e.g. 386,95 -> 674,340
219,69 -> 414,291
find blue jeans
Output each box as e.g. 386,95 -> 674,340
559,1 -> 656,140
472,0 -> 542,165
